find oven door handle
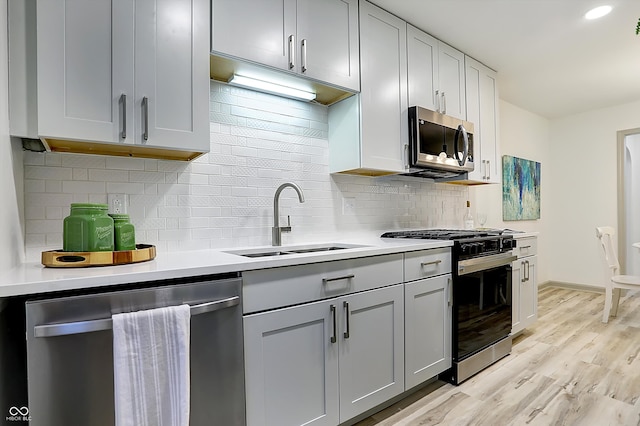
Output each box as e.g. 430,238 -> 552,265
457,253 -> 517,276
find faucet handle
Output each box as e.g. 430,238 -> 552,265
281,215 -> 292,233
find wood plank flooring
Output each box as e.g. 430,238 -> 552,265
355,286 -> 640,426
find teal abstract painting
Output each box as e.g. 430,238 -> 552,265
502,155 -> 541,220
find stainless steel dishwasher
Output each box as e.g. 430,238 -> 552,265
25,274 -> 245,426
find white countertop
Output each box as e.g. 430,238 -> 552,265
0,237 -> 452,298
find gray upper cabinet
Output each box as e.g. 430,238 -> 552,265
358,0 -> 407,173
465,56 -> 500,183
9,0 -> 210,161
211,0 -> 360,91
407,24 -> 466,120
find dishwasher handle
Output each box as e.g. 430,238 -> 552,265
33,295 -> 240,338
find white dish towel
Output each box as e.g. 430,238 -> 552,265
113,304 -> 191,426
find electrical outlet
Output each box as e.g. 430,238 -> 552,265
342,197 -> 356,215
108,194 -> 127,214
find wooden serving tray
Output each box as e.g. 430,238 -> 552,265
42,244 -> 156,268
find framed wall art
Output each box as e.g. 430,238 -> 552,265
502,155 -> 541,221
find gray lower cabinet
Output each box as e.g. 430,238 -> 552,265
243,283 -> 404,426
511,236 -> 538,335
403,249 -> 452,390
404,274 -> 452,389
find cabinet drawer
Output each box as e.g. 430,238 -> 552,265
242,254 -> 403,314
514,237 -> 537,258
404,248 -> 452,282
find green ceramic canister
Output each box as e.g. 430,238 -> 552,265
109,214 -> 136,251
63,203 -> 114,252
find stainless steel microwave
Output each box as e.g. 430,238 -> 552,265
407,106 -> 474,178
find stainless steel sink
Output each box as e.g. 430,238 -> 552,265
224,244 -> 367,258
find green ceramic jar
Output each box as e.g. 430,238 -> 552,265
109,214 -> 136,251
63,203 -> 114,252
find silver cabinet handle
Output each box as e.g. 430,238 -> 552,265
521,261 -> 526,283
525,260 -> 530,282
482,160 -> 487,180
330,304 -> 337,343
486,160 -> 491,180
288,35 -> 295,70
301,39 -> 307,73
119,94 -> 127,140
421,260 -> 442,267
33,296 -> 240,338
343,301 -> 350,339
448,277 -> 452,307
142,96 -> 149,142
322,274 -> 355,284
441,92 -> 446,114
435,90 -> 440,112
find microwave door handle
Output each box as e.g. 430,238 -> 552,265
454,124 -> 469,166
461,125 -> 469,165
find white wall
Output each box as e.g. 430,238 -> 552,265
548,99 -> 640,288
470,100 -> 550,284
0,0 -> 25,269
21,81 -> 469,261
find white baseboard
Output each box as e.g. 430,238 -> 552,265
539,280 -> 604,294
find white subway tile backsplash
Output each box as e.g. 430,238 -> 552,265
89,169 -> 129,182
105,157 -> 145,171
62,181 -> 106,194
21,80 -> 468,260
24,180 -> 45,193
60,154 -> 106,169
25,166 -> 72,180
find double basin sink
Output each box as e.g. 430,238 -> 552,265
225,243 -> 368,258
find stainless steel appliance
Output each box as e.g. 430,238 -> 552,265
25,274 -> 245,426
381,229 -> 516,384
406,107 -> 475,179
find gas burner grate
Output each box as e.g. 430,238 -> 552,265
381,229 -> 492,240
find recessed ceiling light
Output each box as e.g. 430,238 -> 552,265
585,5 -> 612,20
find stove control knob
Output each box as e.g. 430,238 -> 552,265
475,242 -> 485,254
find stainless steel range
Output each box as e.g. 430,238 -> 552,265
381,229 -> 517,384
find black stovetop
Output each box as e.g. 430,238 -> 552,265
380,229 -> 502,240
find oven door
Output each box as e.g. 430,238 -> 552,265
454,253 -> 516,361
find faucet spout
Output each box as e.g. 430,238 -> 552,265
272,182 -> 305,246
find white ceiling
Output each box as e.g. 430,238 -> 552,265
371,0 -> 640,119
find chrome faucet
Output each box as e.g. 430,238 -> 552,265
272,182 -> 305,246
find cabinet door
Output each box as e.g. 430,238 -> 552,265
511,260 -> 523,334
407,24 -> 439,111
339,284 -> 404,422
297,0 -> 360,91
521,256 -> 538,328
437,41 -> 466,120
405,275 -> 452,389
36,0 -> 133,144
359,1 -> 407,173
465,56 -> 500,183
244,299 -> 339,426
211,0 -> 296,71
135,0 -> 209,152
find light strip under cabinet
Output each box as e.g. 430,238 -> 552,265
227,74 -> 316,101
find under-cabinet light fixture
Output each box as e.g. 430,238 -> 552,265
585,5 -> 612,20
227,74 -> 316,101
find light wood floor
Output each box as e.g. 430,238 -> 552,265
355,286 -> 640,426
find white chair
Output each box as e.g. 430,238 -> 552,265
595,226 -> 640,323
